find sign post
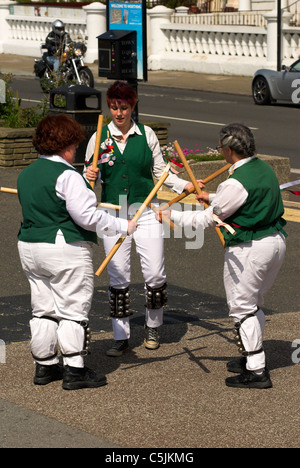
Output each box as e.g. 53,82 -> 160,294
97,0 -> 147,121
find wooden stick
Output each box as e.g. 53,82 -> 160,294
0,187 -> 18,194
174,140 -> 225,247
90,114 -> 104,190
95,163 -> 171,277
97,202 -> 121,210
159,162 -> 232,210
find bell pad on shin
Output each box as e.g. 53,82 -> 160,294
232,311 -> 263,357
61,319 -> 91,358
145,283 -> 168,310
109,286 -> 132,318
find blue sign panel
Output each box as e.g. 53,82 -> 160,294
107,0 -> 147,81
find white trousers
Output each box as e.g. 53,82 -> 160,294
18,233 -> 94,368
103,208 -> 166,340
224,232 -> 286,371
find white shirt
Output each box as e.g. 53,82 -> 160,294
84,120 -> 188,195
171,157 -> 254,230
40,155 -> 128,237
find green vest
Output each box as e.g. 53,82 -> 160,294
17,158 -> 97,244
222,157 -> 287,247
100,123 -> 155,206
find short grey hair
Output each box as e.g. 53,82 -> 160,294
219,123 -> 256,158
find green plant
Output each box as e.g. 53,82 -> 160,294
159,0 -> 192,8
0,73 -> 49,128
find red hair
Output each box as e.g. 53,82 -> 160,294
106,81 -> 137,109
32,114 -> 86,155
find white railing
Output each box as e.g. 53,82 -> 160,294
283,28 -> 300,58
8,16 -> 87,43
161,23 -> 300,60
0,1 -> 106,62
148,6 -> 300,75
172,11 -> 268,27
163,24 -> 267,57
5,3 -> 87,49
0,2 -> 299,76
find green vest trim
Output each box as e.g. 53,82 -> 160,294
17,158 -> 97,244
222,158 -> 287,247
100,123 -> 155,206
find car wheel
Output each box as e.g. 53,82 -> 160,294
252,76 -> 271,105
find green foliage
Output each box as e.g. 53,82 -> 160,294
0,73 -> 49,128
164,0 -> 191,8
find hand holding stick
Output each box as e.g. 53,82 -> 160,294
89,115 -> 103,190
159,162 -> 231,211
95,163 -> 172,277
174,140 -> 225,247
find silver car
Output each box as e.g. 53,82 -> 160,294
252,59 -> 300,105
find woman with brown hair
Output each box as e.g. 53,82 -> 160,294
17,113 -> 136,390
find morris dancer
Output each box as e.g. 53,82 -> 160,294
17,114 -> 136,390
158,123 -> 287,389
84,80 -> 202,356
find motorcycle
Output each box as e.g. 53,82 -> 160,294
34,40 -> 94,92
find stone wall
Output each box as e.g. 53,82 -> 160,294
140,120 -> 170,147
0,128 -> 38,167
0,122 -> 171,167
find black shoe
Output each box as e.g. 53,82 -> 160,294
34,363 -> 63,386
62,366 -> 107,391
225,369 -> 272,389
227,356 -> 247,373
106,339 -> 129,357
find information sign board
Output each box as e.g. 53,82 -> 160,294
107,0 -> 147,81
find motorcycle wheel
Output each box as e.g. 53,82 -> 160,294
78,67 -> 94,88
40,68 -> 55,93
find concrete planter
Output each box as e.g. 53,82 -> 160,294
0,127 -> 38,167
161,154 -> 291,200
0,121 -> 171,167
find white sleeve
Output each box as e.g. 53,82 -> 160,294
171,178 -> 248,230
171,205 -> 214,230
211,178 -> 248,220
56,170 -> 128,237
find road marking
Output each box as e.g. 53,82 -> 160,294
19,101 -> 259,131
140,113 -> 259,130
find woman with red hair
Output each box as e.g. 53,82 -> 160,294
17,114 -> 136,390
84,81 -> 200,357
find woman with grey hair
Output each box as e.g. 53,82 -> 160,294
158,123 -> 287,389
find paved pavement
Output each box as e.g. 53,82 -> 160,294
0,53 -> 299,450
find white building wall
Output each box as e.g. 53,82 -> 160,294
0,0 -> 299,76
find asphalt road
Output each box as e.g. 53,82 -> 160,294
10,76 -> 300,171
